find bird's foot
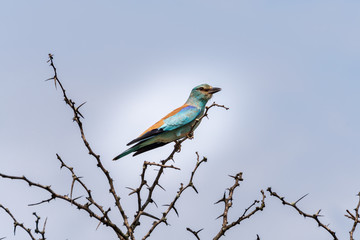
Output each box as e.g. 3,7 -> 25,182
187,132 -> 194,139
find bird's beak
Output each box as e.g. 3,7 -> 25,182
208,87 -> 221,94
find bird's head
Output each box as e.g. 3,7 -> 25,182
187,84 -> 221,105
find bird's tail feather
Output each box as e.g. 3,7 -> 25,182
113,147 -> 136,160
113,141 -> 169,160
133,142 -> 168,156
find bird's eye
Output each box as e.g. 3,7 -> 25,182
198,87 -> 204,91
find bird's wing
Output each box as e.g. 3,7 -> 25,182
127,105 -> 201,145
162,105 -> 201,131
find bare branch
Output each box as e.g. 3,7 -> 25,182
55,154 -> 105,212
0,168 -> 127,239
144,161 -> 181,170
213,173 -> 266,240
0,204 -> 36,240
186,227 -> 203,240
1,54 -> 230,240
28,197 -> 54,207
142,153 -> 208,240
267,187 -> 338,240
47,54 -> 131,239
33,212 -> 47,239
345,192 -> 360,240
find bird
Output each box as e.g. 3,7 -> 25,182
113,84 -> 221,160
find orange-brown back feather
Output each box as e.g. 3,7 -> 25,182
139,104 -> 189,136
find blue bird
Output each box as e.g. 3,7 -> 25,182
113,84 -> 221,160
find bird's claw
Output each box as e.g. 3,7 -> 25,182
187,132 -> 194,139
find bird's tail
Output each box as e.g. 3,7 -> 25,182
113,146 -> 137,160
113,140 -> 169,160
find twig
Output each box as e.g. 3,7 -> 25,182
213,173 -> 266,240
345,192 -> 360,240
0,204 -> 36,240
55,154 -> 106,214
186,227 -> 203,240
144,161 -> 181,170
267,187 -> 338,240
142,153 -> 208,240
0,172 -> 127,239
33,212 -> 47,239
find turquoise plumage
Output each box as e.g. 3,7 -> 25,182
113,84 -> 221,160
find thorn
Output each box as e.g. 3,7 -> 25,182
215,192 -> 226,204
292,193 -> 309,205
228,172 -> 243,181
192,185 -> 198,194
142,212 -> 160,221
75,101 -> 87,118
196,228 -> 204,234
216,213 -> 224,220
126,187 -> 136,191
72,195 -> 83,201
157,183 -> 166,191
314,209 -> 323,217
96,221 -> 102,230
172,205 -> 179,217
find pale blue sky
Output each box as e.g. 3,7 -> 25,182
1,1 -> 360,239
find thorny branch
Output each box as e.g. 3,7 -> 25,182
345,192 -> 360,240
47,54 -> 132,237
46,54 -> 132,239
33,212 -> 47,240
0,171 -> 126,239
0,54 -> 230,240
143,161 -> 181,170
142,153 -> 208,240
0,204 -> 37,240
186,227 -> 203,240
267,187 -> 338,240
0,54 -> 129,240
213,173 -> 266,240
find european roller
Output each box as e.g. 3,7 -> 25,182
113,84 -> 221,160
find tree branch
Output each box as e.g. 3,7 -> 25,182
213,173 -> 266,240
345,192 -> 360,240
186,227 -> 203,240
1,54 -> 230,240
142,153 -> 208,239
267,187 -> 338,240
46,54 -> 132,239
33,212 -> 47,240
0,172 -> 127,239
0,204 -> 36,240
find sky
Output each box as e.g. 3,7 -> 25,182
1,1 -> 360,239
